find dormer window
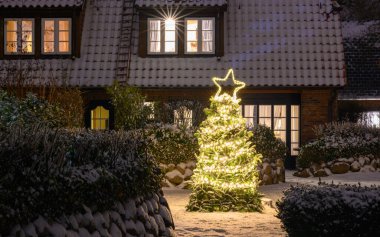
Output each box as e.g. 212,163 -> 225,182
42,19 -> 71,54
4,19 -> 34,54
148,18 -> 177,54
185,18 -> 215,54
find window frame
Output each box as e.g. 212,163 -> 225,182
41,18 -> 72,55
184,17 -> 215,55
147,18 -> 178,55
90,105 -> 110,130
4,18 -> 35,55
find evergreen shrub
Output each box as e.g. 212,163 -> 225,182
276,183 -> 380,237
298,122 -> 380,168
0,125 -> 161,234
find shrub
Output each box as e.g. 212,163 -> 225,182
276,183 -> 380,237
250,125 -> 287,162
107,82 -> 151,130
144,123 -> 198,165
0,124 -> 161,234
298,122 -> 380,168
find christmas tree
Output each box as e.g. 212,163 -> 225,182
187,69 -> 263,212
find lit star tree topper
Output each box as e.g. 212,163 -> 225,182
187,69 -> 263,212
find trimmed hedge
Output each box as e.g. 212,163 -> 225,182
276,183 -> 380,237
298,122 -> 380,168
0,125 -> 161,234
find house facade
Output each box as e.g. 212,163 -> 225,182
0,0 -> 346,169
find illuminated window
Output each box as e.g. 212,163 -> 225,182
174,106 -> 192,128
185,18 -> 214,54
91,106 -> 109,130
4,19 -> 34,54
274,105 -> 287,143
144,102 -> 155,119
243,105 -> 257,128
359,111 -> 380,127
291,105 -> 300,156
148,18 -> 177,54
259,105 -> 272,128
42,19 -> 71,54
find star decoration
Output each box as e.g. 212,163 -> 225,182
212,69 -> 246,99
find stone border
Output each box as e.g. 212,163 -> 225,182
7,192 -> 175,237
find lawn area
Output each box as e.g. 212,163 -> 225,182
164,171 -> 380,237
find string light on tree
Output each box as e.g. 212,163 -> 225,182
187,69 -> 263,212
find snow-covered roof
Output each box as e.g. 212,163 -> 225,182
0,0 -> 84,8
129,0 -> 346,88
135,0 -> 227,7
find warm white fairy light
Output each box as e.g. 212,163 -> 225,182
212,68 -> 246,100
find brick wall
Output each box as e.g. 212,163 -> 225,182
301,89 -> 337,144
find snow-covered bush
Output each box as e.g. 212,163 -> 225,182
276,183 -> 380,237
298,122 -> 380,168
143,123 -> 198,165
0,125 -> 161,234
250,125 -> 287,163
0,90 -> 62,129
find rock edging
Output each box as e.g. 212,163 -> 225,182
7,192 -> 175,237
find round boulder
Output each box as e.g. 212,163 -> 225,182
330,162 -> 350,174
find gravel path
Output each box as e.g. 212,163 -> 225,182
164,171 -> 380,237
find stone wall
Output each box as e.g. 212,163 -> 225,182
161,159 -> 286,187
294,155 -> 380,178
7,192 -> 175,237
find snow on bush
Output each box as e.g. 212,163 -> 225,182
0,125 -> 161,235
276,183 -> 380,237
298,122 -> 380,168
143,123 -> 198,165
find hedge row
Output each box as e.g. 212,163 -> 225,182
0,124 -> 161,234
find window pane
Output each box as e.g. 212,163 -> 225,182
165,31 -> 175,41
291,131 -> 299,143
274,130 -> 286,142
259,118 -> 271,127
6,42 -> 17,53
202,20 -> 213,30
291,144 -> 299,156
165,42 -> 175,52
187,42 -> 198,52
245,118 -> 254,128
59,31 -> 69,41
22,31 -> 33,42
59,20 -> 70,31
202,42 -> 213,52
187,31 -> 197,41
202,31 -> 213,41
91,106 -> 109,130
150,42 -> 160,52
22,21 -> 33,31
6,20 -> 17,31
44,30 -> 54,41
291,118 -> 299,130
149,20 -> 160,30
44,20 -> 54,31
165,19 -> 175,31
149,31 -> 160,41
6,32 -> 17,41
174,107 -> 192,128
22,42 -> 33,53
274,105 -> 286,117
44,42 -> 54,53
274,118 -> 286,130
187,20 -> 198,30
259,105 -> 271,117
59,42 -> 69,52
244,105 -> 255,117
291,105 -> 300,117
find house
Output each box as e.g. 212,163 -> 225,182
0,0 -> 346,169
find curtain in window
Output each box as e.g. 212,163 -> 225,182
149,20 -> 161,52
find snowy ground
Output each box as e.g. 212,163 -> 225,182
164,171 -> 380,237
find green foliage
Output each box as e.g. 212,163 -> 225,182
107,82 -> 151,130
143,123 -> 198,165
250,125 -> 287,162
298,122 -> 380,168
0,90 -> 63,128
276,183 -> 380,237
0,125 -> 161,234
187,94 -> 262,212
